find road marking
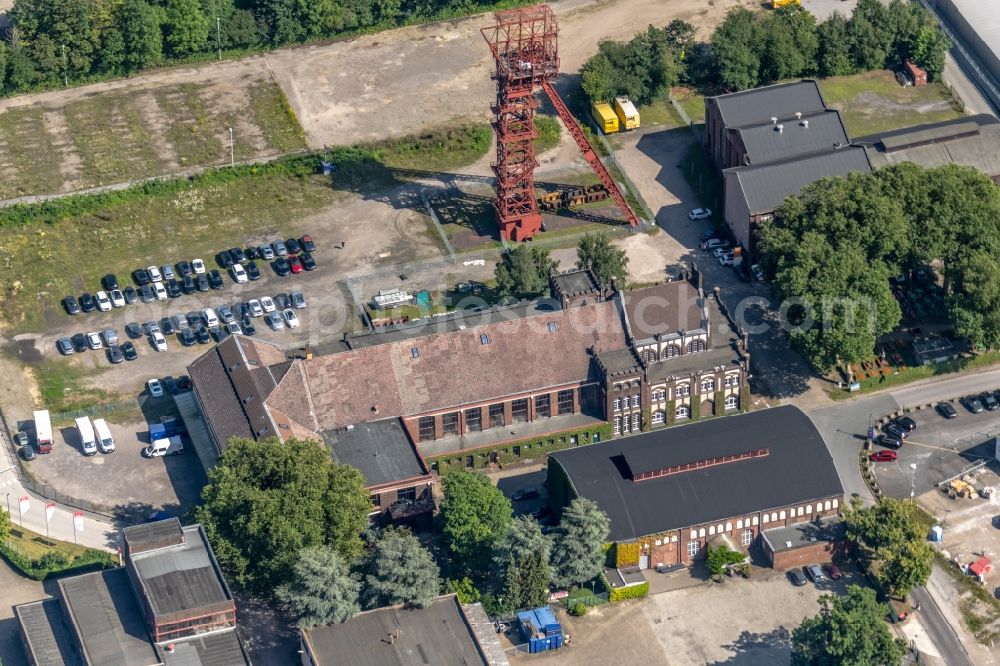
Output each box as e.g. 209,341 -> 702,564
903,439 -> 990,457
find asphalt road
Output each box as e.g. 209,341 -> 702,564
910,585 -> 975,666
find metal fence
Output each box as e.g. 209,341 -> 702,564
561,591 -> 609,608
48,399 -> 140,426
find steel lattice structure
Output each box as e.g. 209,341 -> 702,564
482,5 -> 640,241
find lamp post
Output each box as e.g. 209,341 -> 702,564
910,463 -> 918,500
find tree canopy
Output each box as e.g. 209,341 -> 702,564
275,545 -> 361,628
791,585 -> 906,666
439,470 -> 512,570
362,527 -> 440,609
194,437 -> 373,596
492,516 -> 552,613
843,497 -> 933,597
576,232 -> 629,289
550,498 -> 610,589
494,244 -> 557,300
757,163 -> 1000,371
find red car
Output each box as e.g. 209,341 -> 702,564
824,563 -> 843,580
289,255 -> 303,274
870,450 -> 897,462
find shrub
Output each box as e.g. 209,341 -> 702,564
609,582 -> 650,602
570,601 -> 588,616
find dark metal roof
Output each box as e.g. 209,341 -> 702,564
322,418 -> 428,488
123,517 -> 184,555
853,113 -> 1000,146
58,568 -> 160,666
159,630 -> 250,666
551,269 -> 601,296
596,348 -> 641,375
550,406 -> 844,542
301,595 -> 489,666
736,111 -> 849,166
762,517 -> 845,553
710,80 -> 826,129
14,598 -> 83,666
621,281 -> 705,341
725,146 -> 872,215
130,524 -> 234,622
855,114 -> 1000,177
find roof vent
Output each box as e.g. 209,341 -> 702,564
801,120 -> 809,128
775,124 -> 784,133
785,541 -> 793,548
771,116 -> 778,124
795,111 -> 802,120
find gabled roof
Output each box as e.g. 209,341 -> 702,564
736,110 -> 849,166
725,146 -> 872,215
709,80 -> 826,129
550,406 -> 844,542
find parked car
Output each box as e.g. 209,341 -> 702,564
202,308 -> 220,327
962,395 -> 985,414
788,569 -> 807,586
19,444 -> 37,461
229,247 -> 246,264
870,450 -> 897,462
210,325 -> 227,342
95,291 -> 112,312
166,279 -> 182,298
291,291 -> 306,309
246,261 -> 261,281
123,286 -> 139,304
132,268 -> 151,285
275,293 -> 291,310
895,416 -> 917,432
197,274 -> 209,292
300,235 -> 316,252
110,289 -> 126,307
883,423 -> 909,439
241,317 -> 256,336
286,238 -> 302,255
147,378 -> 164,397
177,260 -> 193,276
981,392 -> 1000,411
179,327 -> 197,346
216,251 -> 235,269
161,265 -> 175,281
225,321 -> 242,335
182,275 -> 197,294
122,341 -> 138,361
231,263 -> 248,284
159,317 -> 175,335
64,296 -> 81,315
825,563 -> 843,580
102,328 -> 118,346
804,564 -> 826,583
150,330 -> 167,352
701,238 -> 730,251
218,305 -> 235,324
300,251 -> 316,271
56,337 -> 74,355
267,311 -> 285,330
107,344 -> 124,364
272,239 -> 288,256
71,333 -> 88,353
246,246 -> 261,260
80,292 -> 96,312
259,245 -> 275,260
102,274 -> 119,291
283,308 -> 300,328
140,284 -> 155,303
86,331 -> 103,350
195,325 -> 211,344
273,257 -> 291,276
289,255 -> 303,274
208,270 -> 224,290
876,434 -> 903,449
152,282 -> 168,301
260,296 -> 276,313
147,266 -> 163,282
937,402 -> 958,419
718,254 -> 734,267
512,488 -> 540,501
248,299 -> 264,317
125,322 -> 142,339
192,258 -> 206,274
688,207 -> 712,221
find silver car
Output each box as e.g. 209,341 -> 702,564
267,311 -> 285,330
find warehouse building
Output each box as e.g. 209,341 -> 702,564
932,0 -> 1000,109
547,405 -> 844,570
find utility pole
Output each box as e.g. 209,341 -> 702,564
216,17 -> 222,61
229,127 -> 234,167
61,44 -> 68,87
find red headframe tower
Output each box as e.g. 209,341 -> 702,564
483,5 -> 640,242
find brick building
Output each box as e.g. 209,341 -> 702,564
547,406 -> 844,570
188,267 -> 748,492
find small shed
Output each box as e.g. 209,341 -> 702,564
970,555 -> 992,581
905,60 -> 928,86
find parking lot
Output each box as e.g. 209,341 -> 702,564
14,394 -> 207,521
870,398 -> 1000,499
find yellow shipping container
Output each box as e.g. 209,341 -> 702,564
591,101 -> 619,134
613,96 -> 640,131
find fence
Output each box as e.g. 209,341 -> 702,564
561,591 -> 609,608
47,399 -> 140,426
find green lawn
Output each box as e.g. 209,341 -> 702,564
535,114 -> 562,153
30,360 -> 112,414
638,99 -> 685,128
671,87 -> 706,125
818,70 -> 963,137
0,108 -> 66,199
362,124 -> 492,173
246,82 -> 309,153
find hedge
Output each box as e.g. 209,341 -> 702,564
690,398 -> 701,420
0,544 -> 115,581
609,581 -> 650,602
615,542 -> 641,567
665,399 -> 676,426
714,390 -> 726,416
740,384 -> 751,413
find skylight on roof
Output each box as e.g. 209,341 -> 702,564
411,347 -> 419,358
548,322 -> 558,332
480,333 -> 490,345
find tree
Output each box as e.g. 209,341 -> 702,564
843,497 -> 932,597
440,470 -> 512,569
275,545 -> 361,628
791,585 -> 906,666
363,528 -> 440,609
550,498 -> 610,589
706,545 -> 746,578
494,244 -> 557,300
164,0 -> 210,56
119,0 -> 163,72
493,516 -> 552,612
907,21 -> 950,82
581,52 -> 617,104
0,505 -> 10,544
711,8 -> 765,91
576,232 -> 629,289
325,463 -> 372,561
817,12 -> 854,77
195,437 -> 372,597
761,6 -> 818,82
224,9 -> 261,48
878,537 -> 934,598
849,0 -> 894,71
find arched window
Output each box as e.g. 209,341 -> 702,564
698,527 -> 706,538
613,397 -> 621,411
725,394 -> 739,409
824,500 -> 831,511
676,404 -> 690,419
725,522 -> 732,531
690,530 -> 697,540
771,512 -> 778,522
806,504 -> 812,514
752,516 -> 759,526
761,514 -> 769,524
736,519 -> 743,530
632,413 -> 641,431
676,384 -> 691,397
717,523 -> 724,534
640,349 -> 656,364
701,378 -> 715,393
832,499 -> 839,508
779,510 -> 786,520
709,525 -> 716,536
687,339 -> 706,353
666,344 -> 681,358
632,395 -> 640,408
797,507 -> 804,517
651,410 -> 665,425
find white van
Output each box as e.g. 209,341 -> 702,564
202,308 -> 220,328
92,418 -> 116,454
143,436 -> 184,458
75,417 -> 97,456
33,410 -> 52,453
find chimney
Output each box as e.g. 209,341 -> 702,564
795,111 -> 802,120
770,116 -> 778,124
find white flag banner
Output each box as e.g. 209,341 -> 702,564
73,512 -> 84,533
18,496 -> 29,515
45,503 -> 55,522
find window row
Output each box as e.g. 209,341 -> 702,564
417,390 -> 576,441
759,499 -> 839,524
613,413 -> 642,435
613,395 -> 641,411
689,517 -> 760,541
639,339 -> 707,364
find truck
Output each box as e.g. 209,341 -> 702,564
143,436 -> 184,458
613,96 -> 640,131
591,101 -> 620,134
148,415 -> 186,442
771,0 -> 800,7
33,410 -> 52,454
75,417 -> 97,456
92,418 -> 116,454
